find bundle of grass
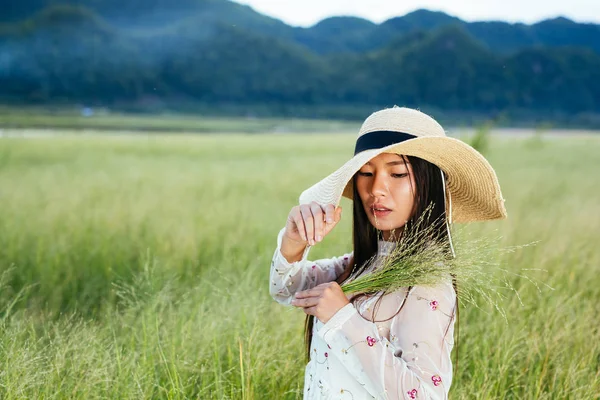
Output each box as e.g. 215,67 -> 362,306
341,211 -> 548,318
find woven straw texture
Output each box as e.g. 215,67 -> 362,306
298,107 -> 507,223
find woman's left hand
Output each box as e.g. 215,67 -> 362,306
291,282 -> 350,324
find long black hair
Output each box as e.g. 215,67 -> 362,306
304,155 -> 460,372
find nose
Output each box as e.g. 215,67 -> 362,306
370,171 -> 389,198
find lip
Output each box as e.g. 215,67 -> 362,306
370,204 -> 392,218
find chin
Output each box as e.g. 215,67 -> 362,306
370,219 -> 405,232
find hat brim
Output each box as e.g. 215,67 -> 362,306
298,136 -> 507,223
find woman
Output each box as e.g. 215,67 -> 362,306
269,107 -> 507,399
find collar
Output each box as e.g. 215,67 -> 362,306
377,239 -> 398,257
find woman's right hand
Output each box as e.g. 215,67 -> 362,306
284,202 -> 343,247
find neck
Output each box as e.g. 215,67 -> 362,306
380,226 -> 405,241
377,236 -> 398,257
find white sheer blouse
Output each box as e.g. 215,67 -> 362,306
270,228 -> 457,400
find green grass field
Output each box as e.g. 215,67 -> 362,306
0,131 -> 599,399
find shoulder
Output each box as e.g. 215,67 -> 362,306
406,281 -> 456,318
411,280 -> 456,301
380,281 -> 455,309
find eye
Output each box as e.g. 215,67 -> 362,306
357,171 -> 373,177
391,173 -> 408,178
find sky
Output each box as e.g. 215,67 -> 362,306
233,0 -> 600,27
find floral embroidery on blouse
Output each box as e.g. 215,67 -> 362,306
315,349 -> 331,370
416,295 -> 452,318
407,388 -> 418,399
366,336 -> 377,347
431,374 -> 442,386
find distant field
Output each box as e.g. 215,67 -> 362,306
0,130 -> 599,399
2,107 -> 599,138
0,107 -> 360,133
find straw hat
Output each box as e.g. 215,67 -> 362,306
299,107 -> 507,223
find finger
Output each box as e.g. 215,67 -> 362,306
300,204 -> 314,245
310,202 -> 324,243
301,306 -> 318,317
334,206 -> 343,223
294,290 -> 313,299
291,297 -> 319,308
291,207 -> 307,242
294,286 -> 324,299
324,204 -> 335,225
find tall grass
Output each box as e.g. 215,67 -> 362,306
0,131 -> 599,399
467,121 -> 493,154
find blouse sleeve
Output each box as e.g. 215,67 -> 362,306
316,282 -> 456,400
269,227 -> 353,305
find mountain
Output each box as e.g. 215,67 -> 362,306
293,17 -> 377,54
1,0 -> 600,125
2,1 -> 600,54
0,4 -> 326,103
381,9 -> 462,32
373,26 -> 502,109
305,10 -> 600,55
463,17 -> 600,54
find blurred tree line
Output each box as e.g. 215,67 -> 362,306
0,1 -> 599,123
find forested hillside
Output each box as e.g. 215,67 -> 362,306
1,0 -> 599,123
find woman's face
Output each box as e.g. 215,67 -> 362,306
355,153 -> 416,240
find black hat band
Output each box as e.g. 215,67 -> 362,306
354,131 -> 416,155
